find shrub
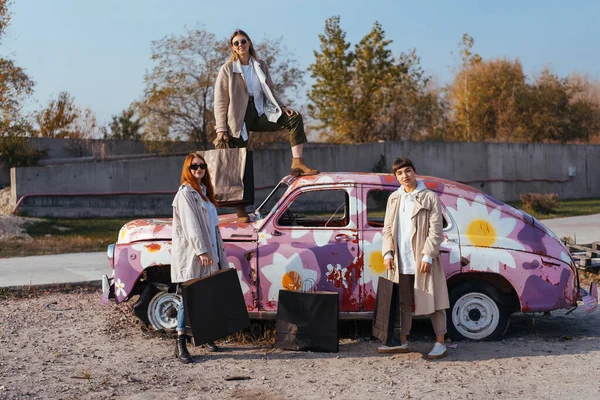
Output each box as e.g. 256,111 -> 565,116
0,135 -> 46,169
520,192 -> 560,214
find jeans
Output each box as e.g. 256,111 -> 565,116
176,294 -> 185,334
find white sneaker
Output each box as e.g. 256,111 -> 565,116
377,340 -> 409,354
427,342 -> 447,359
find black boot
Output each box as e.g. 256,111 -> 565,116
204,341 -> 220,352
175,335 -> 192,364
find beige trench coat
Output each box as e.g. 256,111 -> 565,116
171,184 -> 228,283
381,188 -> 450,315
214,57 -> 286,138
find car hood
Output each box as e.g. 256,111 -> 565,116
116,214 -> 257,244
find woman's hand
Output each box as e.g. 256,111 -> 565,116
384,258 -> 395,271
217,131 -> 227,140
419,261 -> 432,273
282,106 -> 297,117
199,253 -> 213,266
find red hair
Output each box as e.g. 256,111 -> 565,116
180,153 -> 217,206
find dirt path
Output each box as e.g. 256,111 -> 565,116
1,286 -> 600,400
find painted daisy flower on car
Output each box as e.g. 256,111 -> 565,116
446,195 -> 524,272
261,252 -> 319,302
362,232 -> 387,292
131,242 -> 172,268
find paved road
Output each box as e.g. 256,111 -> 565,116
0,214 -> 598,288
0,252 -> 109,288
541,213 -> 600,245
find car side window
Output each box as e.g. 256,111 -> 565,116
277,190 -> 349,228
366,189 -> 449,229
366,189 -> 392,228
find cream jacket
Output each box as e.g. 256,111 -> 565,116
214,57 -> 285,138
171,184 -> 228,283
382,187 -> 450,315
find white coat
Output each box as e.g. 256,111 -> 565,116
170,184 -> 228,283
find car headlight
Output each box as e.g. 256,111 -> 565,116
107,244 -> 115,268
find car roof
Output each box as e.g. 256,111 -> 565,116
282,172 -> 485,198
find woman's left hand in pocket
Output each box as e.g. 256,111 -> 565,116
419,261 -> 432,273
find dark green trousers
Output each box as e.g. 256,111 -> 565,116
228,97 -> 308,148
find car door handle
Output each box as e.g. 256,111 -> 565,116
272,230 -> 282,236
335,234 -> 350,242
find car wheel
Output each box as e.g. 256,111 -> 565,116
146,292 -> 181,332
134,284 -> 181,332
448,281 -> 510,341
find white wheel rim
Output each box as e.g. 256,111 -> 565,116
452,292 -> 500,340
147,292 -> 181,332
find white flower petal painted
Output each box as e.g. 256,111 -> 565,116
313,230 -> 333,247
261,253 -> 318,301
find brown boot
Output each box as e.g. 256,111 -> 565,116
236,205 -> 250,223
290,157 -> 319,177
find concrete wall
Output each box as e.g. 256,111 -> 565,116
10,141 -> 600,218
0,138 -> 196,187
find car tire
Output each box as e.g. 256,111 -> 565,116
447,281 -> 510,341
133,284 -> 181,332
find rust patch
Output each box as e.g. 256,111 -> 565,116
244,251 -> 256,262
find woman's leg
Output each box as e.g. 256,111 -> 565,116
175,292 -> 192,363
248,103 -> 318,176
177,297 -> 186,335
429,310 -> 447,344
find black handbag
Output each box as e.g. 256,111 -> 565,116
372,276 -> 401,344
181,268 -> 250,345
275,287 -> 339,353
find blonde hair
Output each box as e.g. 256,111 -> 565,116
228,29 -> 258,62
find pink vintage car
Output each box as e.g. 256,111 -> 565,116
102,172 -> 597,341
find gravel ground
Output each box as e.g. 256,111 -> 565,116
1,285 -> 600,400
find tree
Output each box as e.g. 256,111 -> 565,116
446,57 -> 526,141
35,91 -> 80,138
138,27 -> 226,148
307,16 -> 354,142
0,1 -> 34,124
308,17 -> 433,143
106,107 -> 143,140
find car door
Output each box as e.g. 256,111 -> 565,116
256,184 -> 361,312
360,185 -> 462,311
359,185 -> 397,311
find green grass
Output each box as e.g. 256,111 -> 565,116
2,198 -> 600,258
506,197 -> 600,220
0,218 -> 133,258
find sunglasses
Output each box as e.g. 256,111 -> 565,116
233,39 -> 247,47
190,163 -> 207,171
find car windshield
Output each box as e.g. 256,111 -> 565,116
254,182 -> 289,220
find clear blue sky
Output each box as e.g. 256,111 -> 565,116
4,0 -> 599,124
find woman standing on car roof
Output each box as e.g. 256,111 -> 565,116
171,152 -> 229,363
379,158 -> 450,359
213,29 -> 319,222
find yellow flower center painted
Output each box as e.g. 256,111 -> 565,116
466,219 -> 497,247
369,250 -> 386,274
282,271 -> 302,290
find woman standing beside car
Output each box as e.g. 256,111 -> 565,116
171,152 -> 228,363
379,158 -> 450,359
